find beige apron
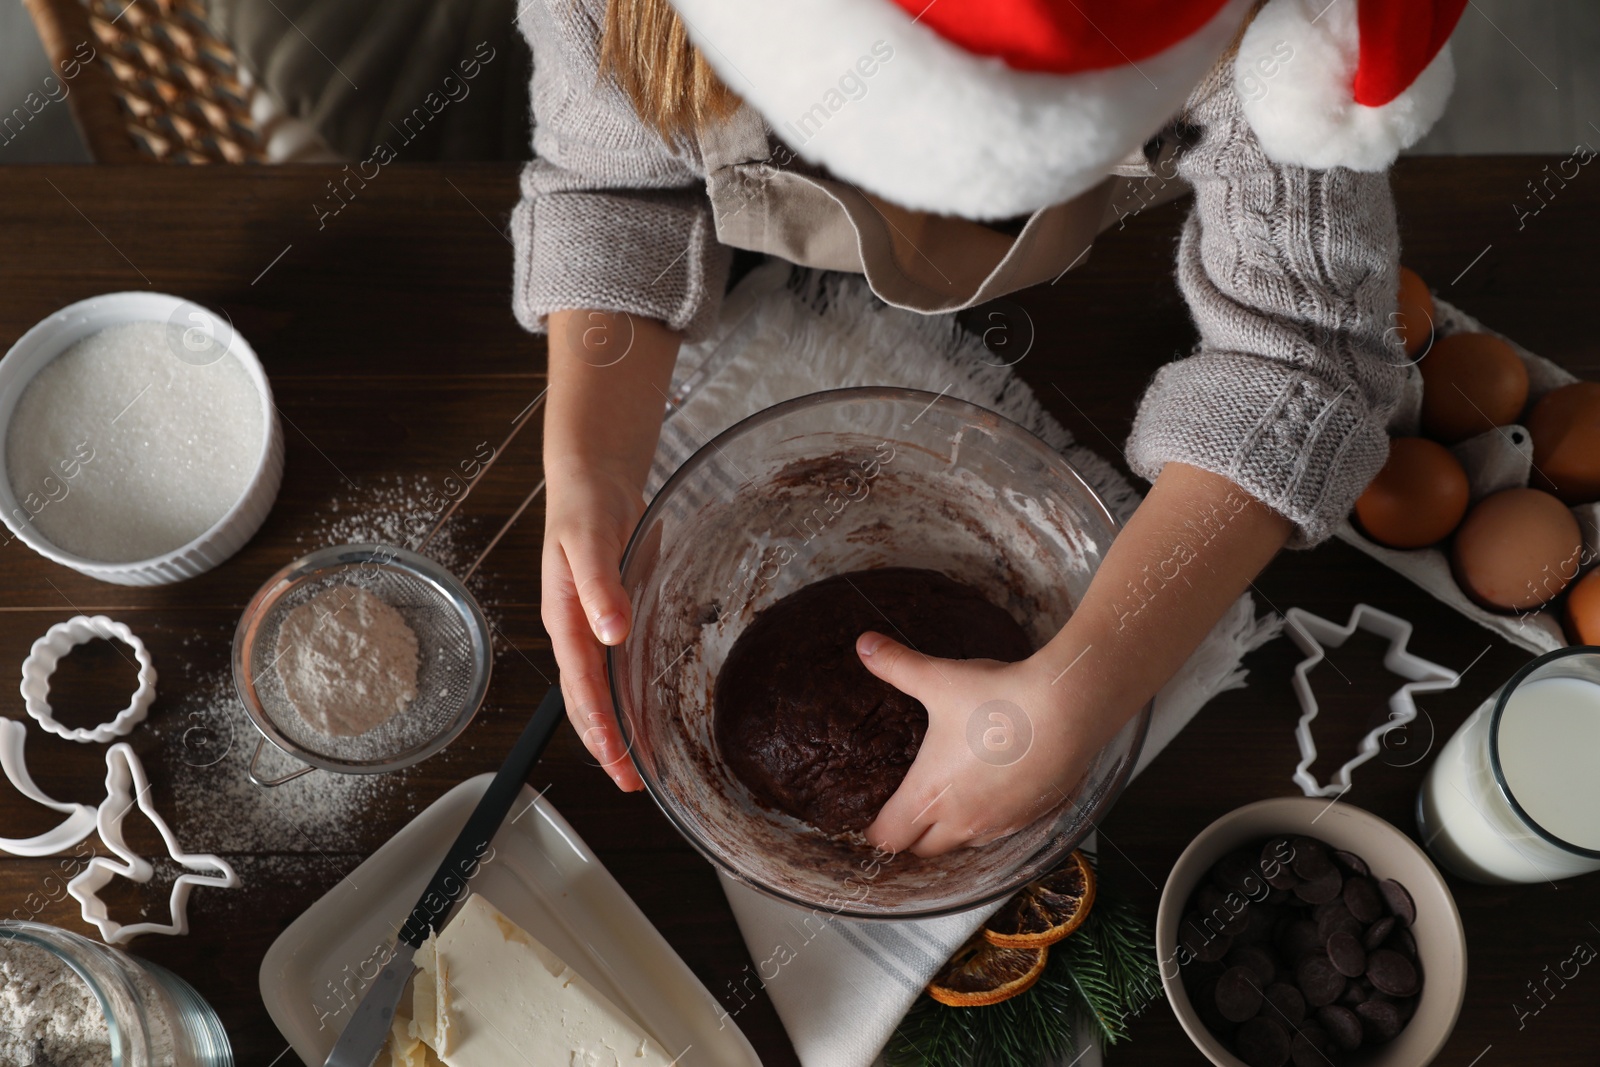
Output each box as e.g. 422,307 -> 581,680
697,103 -> 1193,314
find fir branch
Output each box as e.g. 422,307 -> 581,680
1058,898 -> 1163,1046
883,871 -> 1162,1067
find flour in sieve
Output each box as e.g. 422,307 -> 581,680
0,940 -> 111,1067
275,586 -> 420,738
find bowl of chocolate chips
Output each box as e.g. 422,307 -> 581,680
1157,797 -> 1466,1067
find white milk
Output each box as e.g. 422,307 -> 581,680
1419,674 -> 1600,884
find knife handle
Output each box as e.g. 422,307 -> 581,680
398,685 -> 567,947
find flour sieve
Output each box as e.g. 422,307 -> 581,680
233,395 -> 548,785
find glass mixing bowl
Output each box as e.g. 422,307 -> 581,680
609,387 -> 1150,919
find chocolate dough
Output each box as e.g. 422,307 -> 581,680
713,567 -> 1033,835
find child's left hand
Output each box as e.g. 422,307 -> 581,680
856,630 -> 1109,858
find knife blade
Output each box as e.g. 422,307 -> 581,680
323,685 -> 568,1067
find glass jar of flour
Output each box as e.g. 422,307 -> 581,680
0,920 -> 233,1066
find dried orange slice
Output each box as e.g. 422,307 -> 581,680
982,849 -> 1097,949
927,936 -> 1048,1007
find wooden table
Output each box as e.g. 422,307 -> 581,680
0,159 -> 1595,1066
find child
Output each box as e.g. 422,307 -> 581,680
516,0 -> 1465,857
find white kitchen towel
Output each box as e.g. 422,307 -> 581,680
648,259 -> 1282,1067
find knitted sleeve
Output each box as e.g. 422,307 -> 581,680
510,0 -> 730,341
1123,63 -> 1406,549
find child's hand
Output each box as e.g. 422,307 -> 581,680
541,467 -> 647,791
856,631 -> 1104,858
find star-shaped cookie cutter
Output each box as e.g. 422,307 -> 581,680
1285,604 -> 1461,799
67,743 -> 238,944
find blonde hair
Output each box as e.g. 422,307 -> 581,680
599,0 -> 741,144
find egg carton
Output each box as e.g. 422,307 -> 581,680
1334,296 -> 1595,655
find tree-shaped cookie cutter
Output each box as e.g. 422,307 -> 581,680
67,743 -> 238,944
1285,604 -> 1461,798
21,615 -> 157,743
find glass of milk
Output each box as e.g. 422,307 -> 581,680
1418,647 -> 1600,884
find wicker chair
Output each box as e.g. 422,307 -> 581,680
22,0 -> 269,162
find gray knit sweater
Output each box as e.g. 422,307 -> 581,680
511,0 -> 1406,548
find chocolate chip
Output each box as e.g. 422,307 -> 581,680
1327,932 -> 1367,978
1332,849 -> 1369,876
1295,954 -> 1346,1007
1236,1016 -> 1292,1067
1388,925 -> 1419,961
1228,945 -> 1278,986
1217,965 -> 1266,1022
1293,865 -> 1343,905
1290,1025 -> 1332,1067
1379,878 -> 1416,925
1367,948 -> 1419,996
1261,837 -> 1301,889
1216,851 -> 1267,898
1315,901 -> 1363,941
1339,980 -> 1370,1006
1291,837 -> 1334,881
1279,919 -> 1323,962
1356,997 -> 1403,1042
1343,876 -> 1385,924
1363,915 -> 1397,952
1199,885 -> 1253,937
1182,912 -> 1233,963
1316,1004 -> 1364,1051
1194,976 -> 1236,1038
1235,903 -> 1280,946
1262,982 -> 1306,1025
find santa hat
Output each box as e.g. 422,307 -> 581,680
667,0 -> 1467,220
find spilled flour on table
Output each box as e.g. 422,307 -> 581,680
152,667 -> 409,854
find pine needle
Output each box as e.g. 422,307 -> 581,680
883,872 -> 1162,1067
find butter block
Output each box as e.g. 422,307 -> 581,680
410,893 -> 674,1067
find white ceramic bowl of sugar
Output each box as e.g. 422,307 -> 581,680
0,292 -> 283,585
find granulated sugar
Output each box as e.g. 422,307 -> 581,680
0,939 -> 111,1067
277,586 -> 420,738
5,321 -> 265,562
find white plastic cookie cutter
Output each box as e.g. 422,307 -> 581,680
22,615 -> 157,743
0,718 -> 97,857
67,743 -> 238,944
1285,604 -> 1461,799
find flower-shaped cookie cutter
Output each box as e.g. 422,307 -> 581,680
1285,604 -> 1461,798
22,615 -> 157,743
67,743 -> 238,944
0,718 -> 97,857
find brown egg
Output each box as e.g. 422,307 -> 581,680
1566,570 -> 1600,645
1527,381 -> 1600,504
1354,438 -> 1470,548
1452,488 -> 1583,611
1420,333 -> 1530,443
1395,266 -> 1434,358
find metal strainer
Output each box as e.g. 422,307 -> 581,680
233,396 -> 546,786
233,543 -> 493,785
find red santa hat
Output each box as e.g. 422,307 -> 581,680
667,0 -> 1466,220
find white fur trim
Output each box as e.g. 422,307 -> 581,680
1236,0 -> 1455,171
671,0 -> 1253,220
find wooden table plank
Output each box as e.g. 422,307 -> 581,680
1,158 -> 1596,1066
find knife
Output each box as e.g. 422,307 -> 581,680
323,685 -> 569,1067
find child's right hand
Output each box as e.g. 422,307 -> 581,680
542,467 -> 647,791
541,307 -> 682,792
